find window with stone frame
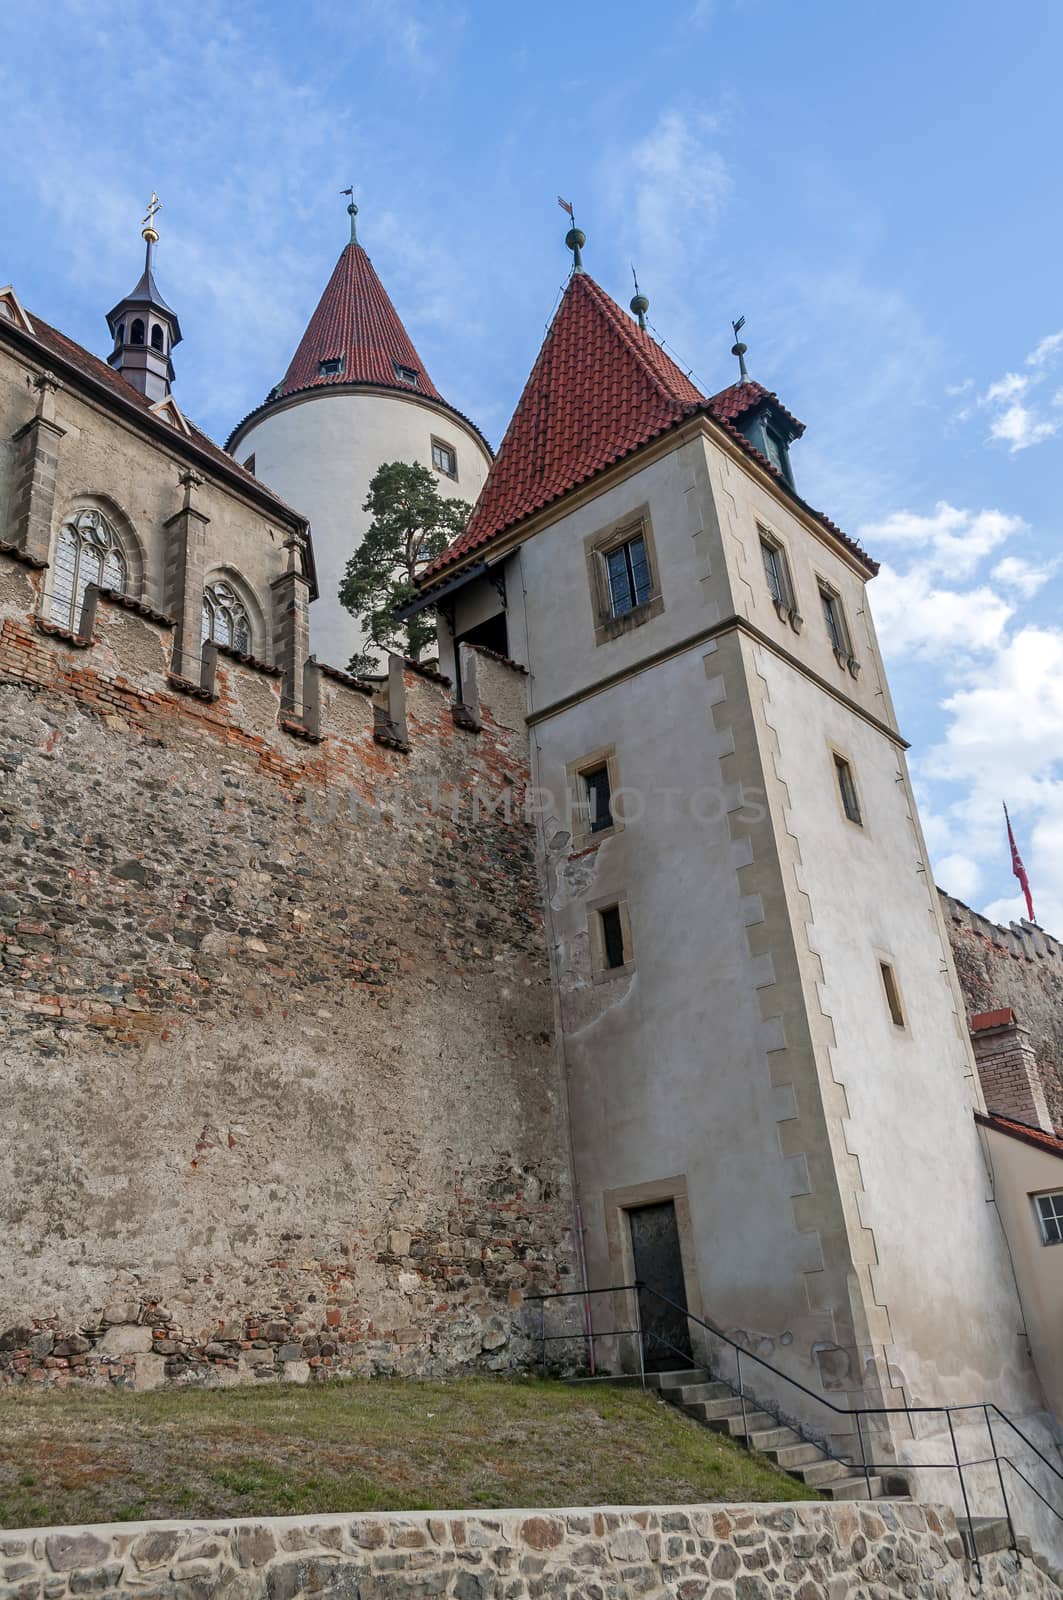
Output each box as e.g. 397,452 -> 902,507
1035,1192 -> 1063,1246
50,508 -> 128,632
202,578 -> 253,655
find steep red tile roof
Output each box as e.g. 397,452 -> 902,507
276,243 -> 443,402
976,1110 -> 1063,1159
422,273 -> 704,579
2,309 -> 302,523
710,377 -> 805,437
421,272 -> 877,586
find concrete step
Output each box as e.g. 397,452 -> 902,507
766,1440 -> 824,1469
647,1368 -> 708,1391
960,1517 -> 1012,1558
681,1395 -> 745,1422
672,1380 -> 734,1405
824,1474 -> 888,1501
746,1425 -> 803,1453
704,1409 -> 778,1439
789,1457 -> 852,1488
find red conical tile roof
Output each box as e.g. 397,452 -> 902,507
423,272 -> 704,579
276,242 -> 443,402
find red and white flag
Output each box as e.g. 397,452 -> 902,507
1004,802 -> 1035,923
557,195 -> 574,217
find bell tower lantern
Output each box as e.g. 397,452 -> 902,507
106,193 -> 182,403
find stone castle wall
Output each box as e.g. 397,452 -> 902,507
940,890 -> 1063,1126
2,1501 -> 1058,1599
0,550 -> 574,1387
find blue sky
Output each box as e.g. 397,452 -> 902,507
4,0 -> 1062,930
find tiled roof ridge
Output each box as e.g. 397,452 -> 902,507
709,377 -> 806,438
1,308 -> 303,525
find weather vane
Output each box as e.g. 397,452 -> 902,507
141,192 -> 162,243
731,315 -> 749,381
341,185 -> 358,243
558,195 -> 584,273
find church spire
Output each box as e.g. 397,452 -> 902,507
106,193 -> 182,403
268,203 -> 446,404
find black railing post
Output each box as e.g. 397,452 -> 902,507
985,1405 -> 1018,1561
856,1410 -> 872,1500
539,1298 -> 546,1378
737,1345 -> 748,1442
947,1407 -> 981,1586
632,1282 -> 646,1390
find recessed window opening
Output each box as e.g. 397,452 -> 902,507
393,362 -> 419,387
150,323 -> 164,352
880,962 -> 905,1029
51,508 -> 127,631
202,579 -> 253,655
834,755 -> 862,825
432,439 -> 457,477
584,765 -> 613,834
1035,1192 -> 1063,1246
760,536 -> 791,607
116,321 -> 125,345
820,586 -> 846,654
130,318 -> 145,346
318,356 -> 344,377
606,532 -> 652,618
600,905 -> 626,970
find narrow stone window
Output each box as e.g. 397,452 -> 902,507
1035,1192 -> 1063,1246
202,579 -> 253,655
834,754 -> 862,825
50,508 -> 127,632
600,905 -> 626,970
584,764 -> 613,835
760,536 -> 793,608
880,961 -> 906,1029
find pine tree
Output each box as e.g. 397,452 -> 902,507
338,461 -> 469,676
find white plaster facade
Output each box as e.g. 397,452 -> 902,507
228,387 -> 491,669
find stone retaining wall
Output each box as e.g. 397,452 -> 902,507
0,1502 -> 1059,1599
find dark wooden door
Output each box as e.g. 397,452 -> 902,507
628,1200 -> 693,1370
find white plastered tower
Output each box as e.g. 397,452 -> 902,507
226,204 -> 492,669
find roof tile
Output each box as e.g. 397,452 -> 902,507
976,1110 -> 1063,1159
277,244 -> 443,402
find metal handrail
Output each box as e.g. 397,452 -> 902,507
524,1278 -> 1063,1578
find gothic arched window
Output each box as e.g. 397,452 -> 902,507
51,508 -> 127,631
150,323 -> 164,352
202,579 -> 253,654
116,321 -> 125,346
130,318 -> 145,346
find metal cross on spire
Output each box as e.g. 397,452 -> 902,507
141,191 -> 162,244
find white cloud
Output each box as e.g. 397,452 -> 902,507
971,331 -> 1063,453
991,555 -> 1057,598
858,501 -> 1024,578
871,564 -> 1013,658
629,110 -> 731,256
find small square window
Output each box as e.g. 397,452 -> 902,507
393,362 -> 419,388
834,755 -> 862,825
600,905 -> 626,970
880,962 -> 906,1029
318,357 -> 344,377
605,533 -> 653,618
432,439 -> 458,478
1035,1192 -> 1063,1246
584,765 -> 613,835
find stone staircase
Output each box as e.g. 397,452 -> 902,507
646,1367 -> 908,1502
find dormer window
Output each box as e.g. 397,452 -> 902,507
393,362 -> 419,388
318,356 -> 345,378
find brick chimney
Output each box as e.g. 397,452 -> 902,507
970,1008 -> 1054,1132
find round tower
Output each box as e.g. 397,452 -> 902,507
226,203 -> 492,668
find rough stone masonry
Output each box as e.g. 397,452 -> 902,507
1,1501 -> 1060,1600
0,553 -> 574,1387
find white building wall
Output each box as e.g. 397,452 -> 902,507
232,389 -> 491,669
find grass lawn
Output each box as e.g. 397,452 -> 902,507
0,1376 -> 814,1529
